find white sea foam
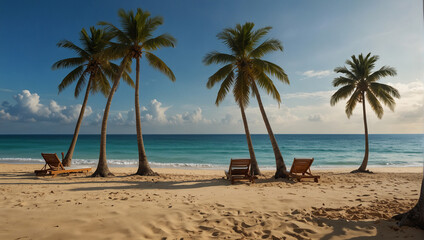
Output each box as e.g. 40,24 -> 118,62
1,157 -> 422,169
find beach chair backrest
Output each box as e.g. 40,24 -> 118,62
41,153 -> 65,170
290,158 -> 314,174
229,158 -> 250,175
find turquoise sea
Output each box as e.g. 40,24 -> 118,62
0,134 -> 423,169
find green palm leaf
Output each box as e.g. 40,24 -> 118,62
143,34 -> 176,51
56,40 -> 90,59
331,53 -> 399,118
215,71 -> 234,106
145,52 -> 175,81
249,39 -> 283,58
58,66 -> 85,93
330,84 -> 355,106
207,64 -> 234,89
203,52 -> 236,65
345,90 -> 361,118
52,57 -> 86,70
74,73 -> 87,97
256,71 -> 281,104
366,91 -> 384,119
252,59 -> 289,84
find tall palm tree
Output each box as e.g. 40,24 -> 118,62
330,53 -> 400,173
204,23 -> 290,178
98,8 -> 176,176
92,55 -> 133,177
53,27 -> 132,167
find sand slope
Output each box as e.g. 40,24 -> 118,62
0,164 -> 423,239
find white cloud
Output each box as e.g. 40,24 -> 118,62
301,70 -> 332,78
387,81 -> 424,123
107,100 -> 211,126
0,90 -> 92,123
146,99 -> 169,123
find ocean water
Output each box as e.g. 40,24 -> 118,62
0,134 -> 423,169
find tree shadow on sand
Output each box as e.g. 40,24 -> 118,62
310,217 -> 424,240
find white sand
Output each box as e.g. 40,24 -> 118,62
0,164 -> 423,239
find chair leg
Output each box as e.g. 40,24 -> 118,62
314,177 -> 318,183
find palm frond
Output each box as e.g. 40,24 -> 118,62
74,73 -> 88,97
345,90 -> 361,118
91,71 -> 110,97
369,83 -> 399,111
57,40 -> 90,59
145,52 -> 175,81
143,34 -> 176,51
369,82 -> 400,99
366,91 -> 384,118
334,66 -> 357,80
249,39 -> 283,58
58,66 -> 86,93
98,21 -> 131,45
203,51 -> 236,65
332,76 -> 354,87
255,72 -> 281,104
215,71 -> 234,106
367,66 -> 397,82
330,84 -> 355,106
52,57 -> 86,70
140,15 -> 164,41
233,69 -> 251,107
250,26 -> 272,45
207,64 -> 234,89
252,59 -> 289,84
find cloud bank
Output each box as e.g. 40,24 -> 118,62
0,82 -> 422,134
0,90 -> 92,123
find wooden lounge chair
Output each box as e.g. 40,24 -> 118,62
225,158 -> 254,184
289,158 -> 320,182
34,153 -> 91,177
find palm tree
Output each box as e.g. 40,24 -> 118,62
53,27 -> 132,167
91,54 -> 133,177
98,8 -> 176,176
330,53 -> 400,173
204,23 -> 290,178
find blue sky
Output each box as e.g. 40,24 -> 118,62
0,0 -> 423,134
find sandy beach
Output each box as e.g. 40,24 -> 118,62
0,164 -> 422,239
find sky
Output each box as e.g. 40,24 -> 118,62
0,0 -> 423,134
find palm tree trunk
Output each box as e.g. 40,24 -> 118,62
252,82 -> 289,178
355,92 -> 370,173
393,177 -> 424,228
92,59 -> 128,177
239,104 -> 260,175
62,77 -> 92,167
134,57 -> 156,176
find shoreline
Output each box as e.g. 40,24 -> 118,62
0,159 -> 424,172
1,163 -> 423,177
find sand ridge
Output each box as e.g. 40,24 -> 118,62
0,164 -> 423,239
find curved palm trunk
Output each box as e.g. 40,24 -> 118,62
393,177 -> 424,228
252,82 -> 289,178
62,77 -> 92,167
240,104 -> 260,175
92,61 -> 128,177
134,57 -> 156,176
355,92 -> 370,173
